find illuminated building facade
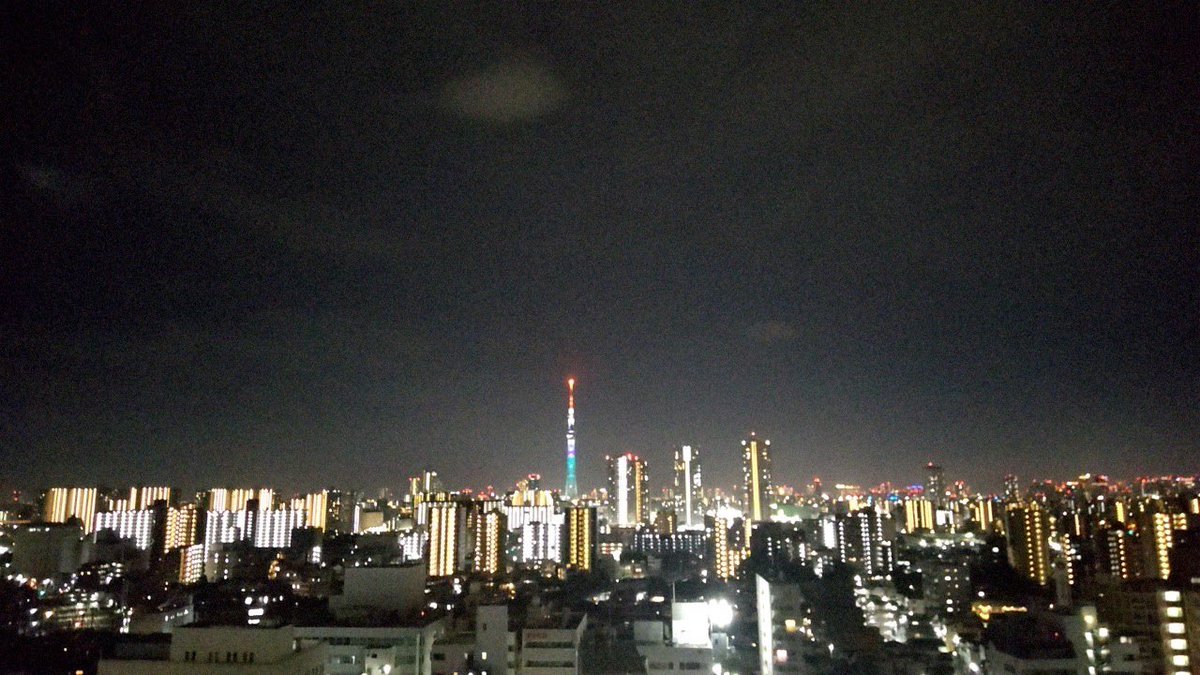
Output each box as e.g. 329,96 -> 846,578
43,487 -> 98,534
93,509 -> 157,550
520,521 -> 562,567
607,452 -> 647,527
474,509 -> 506,574
741,433 -> 773,523
303,491 -> 329,530
428,501 -> 473,578
207,488 -> 274,512
710,517 -> 736,581
1006,502 -> 1054,586
567,506 -> 597,572
968,497 -> 999,532
903,498 -> 935,533
108,486 -> 173,511
674,445 -> 703,530
565,377 -> 578,499
1139,512 -> 1174,580
203,507 -> 306,554
178,543 -> 204,583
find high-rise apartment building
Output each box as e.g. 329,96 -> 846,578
474,509 -> 506,574
43,487 -> 98,534
607,453 -> 647,527
903,498 -> 935,533
520,521 -> 562,567
207,488 -> 274,512
925,463 -> 946,505
674,445 -> 703,530
93,509 -> 158,550
741,433 -> 773,523
566,506 -> 597,573
1138,512 -> 1174,580
428,501 -> 473,578
1006,502 -> 1054,586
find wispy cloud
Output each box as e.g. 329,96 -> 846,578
747,320 -> 799,344
442,56 -> 568,123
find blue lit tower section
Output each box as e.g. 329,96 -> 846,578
564,378 -> 578,499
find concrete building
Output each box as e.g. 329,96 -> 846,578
756,574 -> 807,674
1097,582 -> 1199,675
297,620 -> 444,675
10,523 -> 85,579
98,624 -> 326,674
518,614 -> 586,675
636,601 -> 715,675
428,605 -> 533,675
329,564 -> 427,623
981,614 -> 1082,674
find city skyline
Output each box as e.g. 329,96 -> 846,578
4,5 -> 1197,496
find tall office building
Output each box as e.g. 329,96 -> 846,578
674,445 -> 704,530
43,487 -> 98,534
1006,501 -> 1054,586
607,453 -> 648,527
564,378 -> 578,499
925,463 -> 946,505
566,506 -> 598,573
741,433 -> 773,523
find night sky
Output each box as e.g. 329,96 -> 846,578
3,4 -> 1197,495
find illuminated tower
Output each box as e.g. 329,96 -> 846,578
564,377 -> 578,499
741,433 -> 773,522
